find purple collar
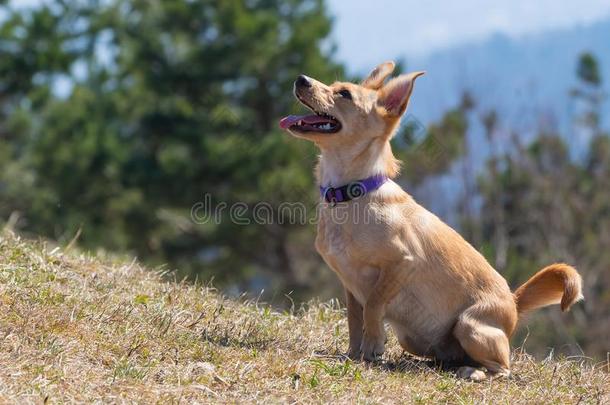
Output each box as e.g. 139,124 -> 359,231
319,174 -> 388,206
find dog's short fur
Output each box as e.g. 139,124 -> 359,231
280,62 -> 583,379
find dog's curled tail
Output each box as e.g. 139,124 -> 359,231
513,263 -> 583,315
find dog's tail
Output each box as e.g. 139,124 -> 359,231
513,263 -> 583,315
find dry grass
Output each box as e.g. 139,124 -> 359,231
0,232 -> 608,404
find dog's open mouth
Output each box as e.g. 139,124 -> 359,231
279,112 -> 341,133
280,92 -> 341,134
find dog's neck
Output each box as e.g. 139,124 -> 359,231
316,139 -> 400,187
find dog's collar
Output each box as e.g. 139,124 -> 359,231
319,174 -> 388,206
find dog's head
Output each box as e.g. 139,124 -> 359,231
280,61 -> 424,148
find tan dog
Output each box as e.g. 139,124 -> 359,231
279,61 -> 583,380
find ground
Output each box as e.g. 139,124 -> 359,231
0,232 -> 608,404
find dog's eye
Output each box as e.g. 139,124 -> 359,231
337,89 -> 352,100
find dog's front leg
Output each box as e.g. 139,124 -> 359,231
360,268 -> 402,361
345,288 -> 363,359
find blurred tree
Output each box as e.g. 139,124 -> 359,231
477,52 -> 610,358
0,0 -> 342,298
577,52 -> 601,87
571,52 -> 606,140
395,92 -> 471,185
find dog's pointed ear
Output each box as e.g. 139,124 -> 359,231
361,61 -> 395,90
377,71 -> 425,117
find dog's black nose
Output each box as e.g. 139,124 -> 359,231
295,74 -> 312,88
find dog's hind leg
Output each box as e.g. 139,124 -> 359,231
452,306 -> 512,380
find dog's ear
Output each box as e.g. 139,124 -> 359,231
361,61 -> 395,90
377,71 -> 425,117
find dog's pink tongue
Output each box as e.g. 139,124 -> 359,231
279,115 -> 303,129
279,114 -> 324,129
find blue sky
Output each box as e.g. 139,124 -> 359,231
10,0 -> 610,73
327,0 -> 610,72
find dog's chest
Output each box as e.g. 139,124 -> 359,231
315,210 -> 385,301
315,210 -> 379,264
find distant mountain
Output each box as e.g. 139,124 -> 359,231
410,17 -> 610,131
399,18 -> 610,220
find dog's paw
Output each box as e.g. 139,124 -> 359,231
347,347 -> 361,360
491,368 -> 511,380
360,337 -> 385,362
456,366 -> 486,381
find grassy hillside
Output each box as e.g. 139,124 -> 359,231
0,232 -> 607,404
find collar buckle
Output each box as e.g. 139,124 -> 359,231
319,175 -> 388,208
326,187 -> 337,207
